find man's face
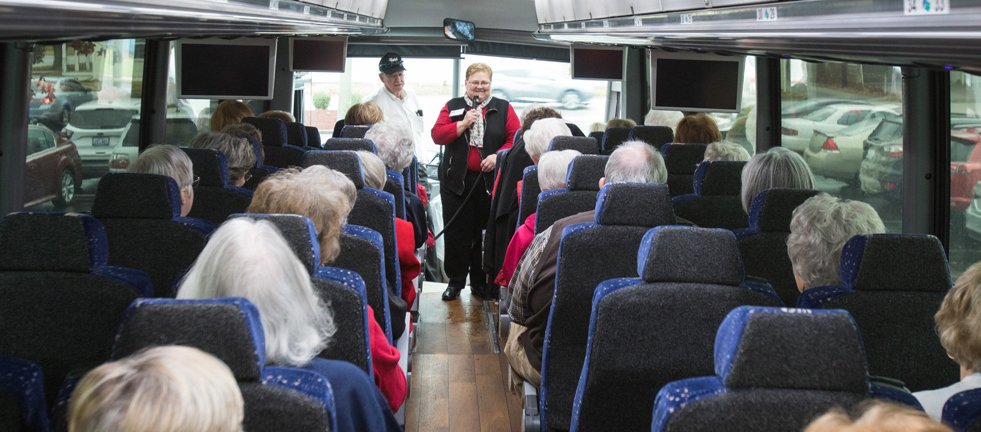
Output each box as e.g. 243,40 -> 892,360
380,71 -> 405,95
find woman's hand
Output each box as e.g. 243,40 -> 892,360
480,153 -> 497,172
455,109 -> 480,136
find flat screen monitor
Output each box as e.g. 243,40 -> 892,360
291,37 -> 347,73
571,46 -> 624,80
176,38 -> 277,100
650,52 -> 745,113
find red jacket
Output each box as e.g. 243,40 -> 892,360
495,212 -> 537,287
367,305 -> 407,412
395,218 -> 420,310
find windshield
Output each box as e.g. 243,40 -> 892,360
69,108 -> 137,129
802,106 -> 836,122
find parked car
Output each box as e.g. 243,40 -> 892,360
804,110 -> 900,183
950,122 -> 981,212
858,115 -> 904,197
781,103 -> 898,153
491,68 -> 592,110
965,181 -> 981,240
109,106 -> 198,173
29,77 -> 95,132
783,98 -> 870,119
24,124 -> 82,208
64,99 -> 140,178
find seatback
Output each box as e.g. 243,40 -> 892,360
570,227 -> 781,432
629,125 -> 673,148
182,148 -> 253,226
660,143 -> 708,196
540,183 -> 677,432
336,225 -> 394,343
672,161 -> 748,229
341,124 -> 370,138
798,234 -> 957,391
651,306 -> 871,432
534,155 -> 607,234
91,173 -> 213,297
516,166 -> 541,229
735,188 -> 820,306
243,117 -> 306,168
944,389 -> 981,432
113,298 -> 334,432
323,137 -> 378,153
286,122 -> 309,147
0,213 -> 151,408
588,130 -> 604,143
305,126 -> 323,148
600,127 -> 630,155
385,170 -> 407,219
0,356 -> 49,432
547,136 -> 600,154
244,135 -> 279,190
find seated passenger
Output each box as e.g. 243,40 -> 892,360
68,346 -> 243,432
674,113 -> 722,145
177,218 -> 401,431
644,109 -> 684,130
210,100 -> 254,132
703,141 -> 751,162
334,102 -> 385,137
786,193 -> 886,293
129,144 -> 195,217
504,141 -> 667,387
258,109 -> 296,124
494,149 -> 581,287
365,119 -> 428,249
740,146 -> 816,214
189,131 -> 257,187
914,261 -> 981,420
245,165 -> 407,413
524,117 -> 572,165
805,400 -> 951,432
606,117 -> 636,129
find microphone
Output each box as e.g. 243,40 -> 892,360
471,96 -> 480,110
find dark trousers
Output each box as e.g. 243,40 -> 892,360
441,170 -> 491,287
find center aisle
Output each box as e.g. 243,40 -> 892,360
405,282 -> 523,432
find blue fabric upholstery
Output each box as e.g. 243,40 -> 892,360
548,136 -> 600,154
601,127 -> 630,154
341,125 -> 370,138
0,356 -> 49,432
566,155 -> 608,191
660,143 -> 707,197
92,173 -> 182,220
838,234 -> 951,293
286,122 -> 309,147
944,388 -> 981,432
302,150 -> 367,189
316,265 -> 385,350
263,366 -> 336,432
305,126 -> 323,148
323,138 -> 378,153
517,166 -> 541,230
629,126 -> 673,148
0,212 -> 108,272
229,213 -> 321,274
385,170 -> 407,219
244,117 -> 288,147
182,148 -> 253,226
693,161 -> 745,196
672,161 -> 748,230
637,226 -> 744,285
594,183 -> 675,227
650,376 -> 727,432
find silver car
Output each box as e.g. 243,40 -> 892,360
491,68 -> 592,110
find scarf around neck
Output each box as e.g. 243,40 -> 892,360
465,95 -> 492,148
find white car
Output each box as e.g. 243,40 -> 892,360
781,103 -> 896,153
109,105 -> 198,173
64,99 -> 140,178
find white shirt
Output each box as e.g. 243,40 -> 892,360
914,372 -> 981,420
368,86 -> 425,150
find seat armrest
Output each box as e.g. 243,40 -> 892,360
523,382 -> 540,432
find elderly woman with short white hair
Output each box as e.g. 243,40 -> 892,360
364,121 -> 429,251
523,117 -> 573,164
740,147 -> 815,213
704,141 -> 751,162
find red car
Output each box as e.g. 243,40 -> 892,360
951,124 -> 981,212
24,124 -> 82,208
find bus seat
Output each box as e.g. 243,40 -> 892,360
588,130 -> 604,144
629,126 -> 673,148
341,124 -> 370,138
244,135 -> 279,190
944,388 -> 981,432
516,166 -> 540,231
385,170 -> 407,220
243,116 -> 306,168
651,306 -> 871,432
798,234 -> 958,391
547,136 -> 600,154
540,183 -> 676,432
660,143 -> 708,196
286,121 -> 309,147
734,188 -> 820,306
337,225 -> 394,344
600,127 -> 630,155
534,155 -> 608,234
91,173 -> 213,297
113,298 -> 335,432
570,226 -> 780,432
0,356 -> 49,432
323,137 -> 378,153
181,148 -> 253,226
672,161 -> 748,229
0,212 -> 151,410
305,126 -> 323,149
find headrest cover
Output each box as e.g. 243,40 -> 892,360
113,298 -> 266,381
748,188 -> 821,232
594,183 -> 675,226
243,117 -> 288,147
248,136 -> 265,165
323,138 -> 377,154
694,161 -> 746,196
285,122 -> 309,147
631,125 -> 674,146
603,127 -> 631,147
523,165 -> 538,177
0,212 -> 108,271
566,155 -> 608,191
340,125 -> 370,138
229,214 -> 320,274
714,306 -> 869,392
840,234 -> 951,292
660,143 -> 708,175
91,173 -> 181,219
305,126 -> 323,148
183,148 -> 228,187
301,150 -> 366,189
638,226 -> 743,285
548,136 -> 600,155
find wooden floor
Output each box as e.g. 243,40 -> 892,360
404,283 -> 523,432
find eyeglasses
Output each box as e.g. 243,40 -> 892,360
242,172 -> 253,183
467,80 -> 491,87
191,176 -> 200,188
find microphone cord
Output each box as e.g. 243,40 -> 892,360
433,96 -> 486,241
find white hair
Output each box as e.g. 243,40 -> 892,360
786,193 -> 886,289
644,109 -> 684,129
177,218 -> 335,367
354,150 -> 387,190
704,141 -> 751,162
364,120 -> 414,171
524,118 -> 572,162
130,144 -> 194,189
605,141 -> 667,184
537,150 -> 582,191
740,147 -> 815,213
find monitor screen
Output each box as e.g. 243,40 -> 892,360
176,38 -> 277,100
571,46 -> 624,80
650,53 -> 744,113
292,37 -> 347,73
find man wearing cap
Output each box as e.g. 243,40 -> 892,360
369,52 -> 425,150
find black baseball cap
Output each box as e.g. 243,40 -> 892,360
379,52 -> 406,74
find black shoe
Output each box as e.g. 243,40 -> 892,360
442,285 -> 463,301
471,284 -> 487,300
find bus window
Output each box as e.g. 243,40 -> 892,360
950,71 -> 981,276
780,59 -> 903,233
707,56 -> 757,156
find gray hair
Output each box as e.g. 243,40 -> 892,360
130,144 -> 194,190
537,149 -> 582,191
704,141 -> 751,162
786,193 -> 886,289
644,109 -> 684,129
364,120 -> 414,171
524,118 -> 572,161
354,150 -> 387,190
740,147 -> 815,212
190,132 -> 257,183
605,141 -> 667,184
177,218 -> 335,366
